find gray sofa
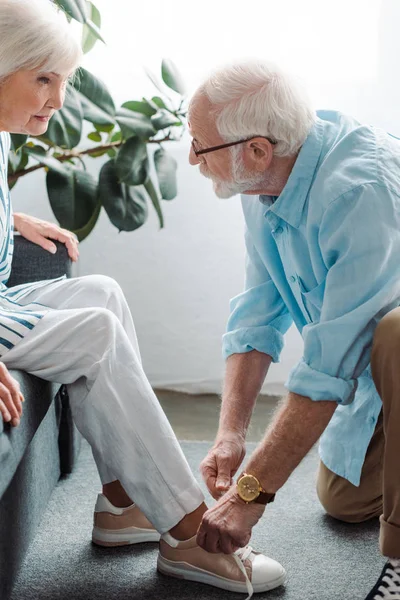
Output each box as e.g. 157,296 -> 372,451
0,235 -> 82,600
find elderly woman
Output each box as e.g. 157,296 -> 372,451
0,0 -> 284,597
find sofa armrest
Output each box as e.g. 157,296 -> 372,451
7,235 -> 73,287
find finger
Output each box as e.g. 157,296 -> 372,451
0,386 -> 19,425
215,456 -> 233,492
0,398 -> 11,423
28,232 -> 57,255
219,535 -> 238,555
203,529 -> 221,554
64,236 -> 79,262
201,466 -> 220,499
0,366 -> 23,416
20,391 -> 25,403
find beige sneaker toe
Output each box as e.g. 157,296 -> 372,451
157,533 -> 286,597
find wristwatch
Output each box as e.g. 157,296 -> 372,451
236,472 -> 276,505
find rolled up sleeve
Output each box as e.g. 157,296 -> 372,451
287,183 -> 400,404
223,227 -> 293,362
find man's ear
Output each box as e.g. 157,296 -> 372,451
244,137 -> 274,172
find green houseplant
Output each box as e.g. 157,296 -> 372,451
7,0 -> 187,241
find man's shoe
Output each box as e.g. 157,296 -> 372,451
92,493 -> 160,546
365,560 -> 400,599
157,532 -> 286,598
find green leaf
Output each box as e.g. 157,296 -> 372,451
88,147 -> 109,157
98,160 -> 148,232
46,168 -> 99,233
161,59 -> 186,95
88,131 -> 102,142
152,96 -> 167,109
115,136 -> 148,186
46,86 -> 83,148
55,0 -> 88,22
82,1 -> 102,53
85,17 -> 105,45
107,148 -> 117,158
110,131 -> 122,143
72,197 -> 102,241
151,109 -> 182,131
94,122 -> 115,133
10,134 -> 28,152
144,178 -> 164,228
8,148 -> 29,176
26,146 -> 68,175
154,148 -> 178,200
73,68 -> 115,128
145,67 -> 166,96
121,100 -> 156,117
116,108 -> 155,140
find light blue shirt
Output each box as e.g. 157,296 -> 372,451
222,110 -> 400,486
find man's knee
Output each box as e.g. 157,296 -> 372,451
373,307 -> 400,354
316,464 -> 381,524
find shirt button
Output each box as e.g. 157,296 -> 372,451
274,226 -> 283,235
290,275 -> 296,283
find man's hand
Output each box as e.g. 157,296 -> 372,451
13,213 -> 79,262
0,362 -> 24,427
196,486 -> 265,554
200,432 -> 246,499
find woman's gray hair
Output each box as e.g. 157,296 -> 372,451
194,60 -> 316,157
0,0 -> 82,82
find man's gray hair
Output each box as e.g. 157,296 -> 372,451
194,60 -> 316,157
0,0 -> 82,82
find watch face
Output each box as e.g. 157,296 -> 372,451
238,474 -> 260,502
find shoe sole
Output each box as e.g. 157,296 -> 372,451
157,555 -> 286,593
92,525 -> 161,547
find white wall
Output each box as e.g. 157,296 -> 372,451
11,0 -> 400,395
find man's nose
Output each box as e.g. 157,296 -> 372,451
189,144 -> 200,166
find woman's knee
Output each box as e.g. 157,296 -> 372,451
76,275 -> 124,305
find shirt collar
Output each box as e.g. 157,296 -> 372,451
259,117 -> 325,229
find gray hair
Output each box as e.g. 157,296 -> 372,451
193,59 -> 316,157
0,0 -> 82,82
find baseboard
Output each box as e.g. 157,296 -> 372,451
151,378 -> 286,397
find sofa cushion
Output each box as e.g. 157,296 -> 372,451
0,370 -> 60,497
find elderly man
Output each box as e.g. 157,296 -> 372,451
191,60 -> 400,600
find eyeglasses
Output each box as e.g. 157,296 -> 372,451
191,135 -> 277,157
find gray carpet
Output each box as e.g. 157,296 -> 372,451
10,441 -> 383,600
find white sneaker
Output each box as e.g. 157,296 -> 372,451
157,532 -> 286,598
92,493 -> 160,547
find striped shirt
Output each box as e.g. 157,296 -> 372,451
0,131 -> 64,356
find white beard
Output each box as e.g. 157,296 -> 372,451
200,150 -> 265,199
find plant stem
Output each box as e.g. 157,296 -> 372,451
8,135 -> 173,184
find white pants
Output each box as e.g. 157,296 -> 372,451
2,275 -> 204,532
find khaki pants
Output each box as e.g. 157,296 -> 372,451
316,307 -> 400,558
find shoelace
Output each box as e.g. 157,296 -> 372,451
375,562 -> 400,599
233,545 -> 254,600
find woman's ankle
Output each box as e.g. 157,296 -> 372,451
102,480 -> 133,508
169,503 -> 208,541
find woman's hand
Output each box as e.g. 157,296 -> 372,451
0,362 -> 24,427
13,213 -> 79,262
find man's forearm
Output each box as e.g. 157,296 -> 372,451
245,392 -> 337,492
218,350 -> 272,438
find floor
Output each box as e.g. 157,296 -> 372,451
155,389 -> 281,441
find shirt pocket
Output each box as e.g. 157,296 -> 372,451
298,278 -> 326,323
